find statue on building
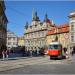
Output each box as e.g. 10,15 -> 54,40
25,21 -> 28,29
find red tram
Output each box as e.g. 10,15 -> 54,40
46,42 -> 64,59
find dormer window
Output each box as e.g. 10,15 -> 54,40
25,25 -> 28,29
25,21 -> 29,29
40,22 -> 43,26
30,26 -> 32,29
35,24 -> 37,27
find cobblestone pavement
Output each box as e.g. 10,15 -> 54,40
0,56 -> 75,74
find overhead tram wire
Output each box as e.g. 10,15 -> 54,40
8,20 -> 22,26
8,20 -> 26,30
8,20 -> 25,30
7,21 -> 24,36
6,6 -> 27,27
5,6 -> 25,36
6,5 -> 27,19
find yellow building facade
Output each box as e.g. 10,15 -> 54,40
46,24 -> 70,49
18,37 -> 25,46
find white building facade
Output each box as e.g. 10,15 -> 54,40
69,11 -> 75,52
7,31 -> 18,49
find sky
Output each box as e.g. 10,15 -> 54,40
5,1 -> 75,37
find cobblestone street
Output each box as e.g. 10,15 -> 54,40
0,56 -> 75,74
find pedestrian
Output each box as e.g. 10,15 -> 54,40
65,51 -> 69,59
70,47 -> 73,56
73,46 -> 75,54
5,49 -> 9,60
30,50 -> 32,57
35,50 -> 37,56
63,47 -> 67,53
2,50 -> 5,60
32,50 -> 34,56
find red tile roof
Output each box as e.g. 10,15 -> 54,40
46,19 -> 52,24
47,24 -> 69,35
46,20 -> 56,27
58,24 -> 69,33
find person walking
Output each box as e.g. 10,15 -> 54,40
30,50 -> 32,57
5,49 -> 9,60
65,50 -> 69,59
2,50 -> 5,60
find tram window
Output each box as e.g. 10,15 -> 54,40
48,45 -> 59,50
59,45 -> 62,50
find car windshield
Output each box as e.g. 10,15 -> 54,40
48,45 -> 59,50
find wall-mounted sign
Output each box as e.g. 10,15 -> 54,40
64,34 -> 69,39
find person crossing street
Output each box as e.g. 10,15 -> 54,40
2,50 -> 5,61
5,49 -> 9,60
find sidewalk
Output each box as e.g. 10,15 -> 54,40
0,56 -> 34,72
64,55 -> 75,64
0,56 -> 31,61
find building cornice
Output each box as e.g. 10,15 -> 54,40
24,29 -> 47,35
24,37 -> 46,40
46,31 -> 69,36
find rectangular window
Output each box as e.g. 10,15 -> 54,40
42,32 -> 44,37
13,37 -> 16,40
71,22 -> 75,31
8,42 -> 11,45
27,34 -> 28,38
38,32 -> 40,37
13,42 -> 16,45
32,33 -> 34,38
71,35 -> 74,42
71,25 -> 74,31
8,37 -> 11,40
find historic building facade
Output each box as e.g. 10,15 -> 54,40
18,36 -> 24,46
24,10 -> 75,53
46,24 -> 69,48
69,11 -> 75,49
24,11 -> 54,51
7,31 -> 18,49
0,1 -> 8,54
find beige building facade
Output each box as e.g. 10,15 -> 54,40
24,11 -> 54,51
46,24 -> 70,49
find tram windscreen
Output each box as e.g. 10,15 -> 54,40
48,45 -> 59,50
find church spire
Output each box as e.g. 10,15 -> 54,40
32,8 -> 35,20
32,9 -> 40,21
44,13 -> 48,22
